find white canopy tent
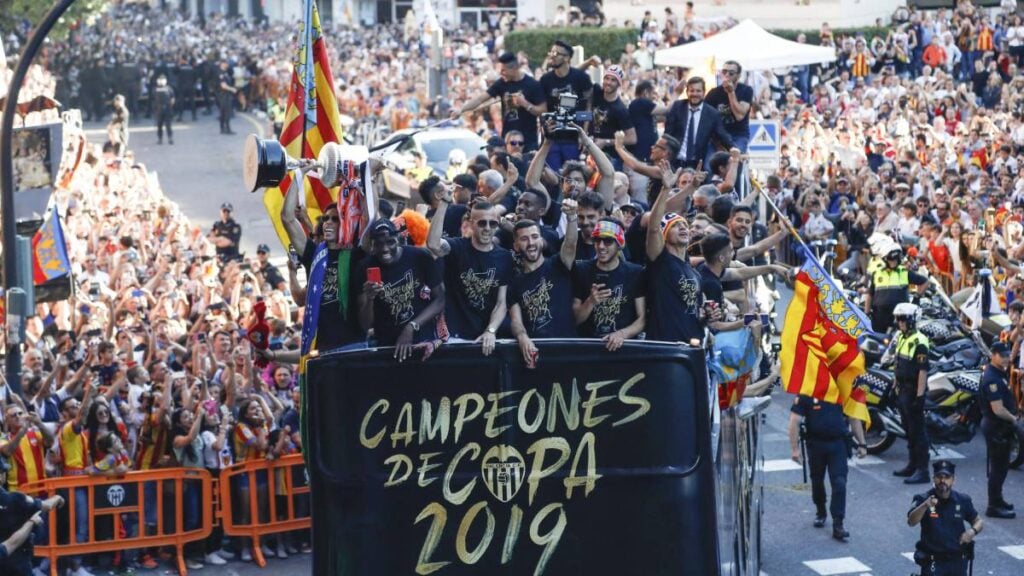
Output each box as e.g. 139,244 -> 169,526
653,19 -> 837,71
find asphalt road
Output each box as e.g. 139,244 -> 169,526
84,109 -> 280,258
79,111 -> 1024,576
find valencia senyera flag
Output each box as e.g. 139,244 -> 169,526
263,0 -> 363,249
780,247 -> 871,422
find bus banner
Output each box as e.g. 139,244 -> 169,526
305,341 -> 720,576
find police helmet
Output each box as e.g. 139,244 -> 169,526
893,302 -> 920,326
885,248 -> 903,262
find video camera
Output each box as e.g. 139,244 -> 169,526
541,92 -> 592,139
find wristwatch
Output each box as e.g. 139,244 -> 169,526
408,320 -> 420,332
486,326 -> 497,335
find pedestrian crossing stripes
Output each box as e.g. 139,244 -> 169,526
999,545 -> 1024,560
929,446 -> 966,460
802,556 -> 872,574
763,456 -> 884,473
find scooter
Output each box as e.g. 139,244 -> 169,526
860,367 -> 982,455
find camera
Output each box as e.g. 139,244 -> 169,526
541,93 -> 592,139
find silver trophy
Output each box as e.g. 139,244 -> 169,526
243,134 -> 345,192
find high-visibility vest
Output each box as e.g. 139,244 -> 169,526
872,266 -> 910,290
894,330 -> 929,379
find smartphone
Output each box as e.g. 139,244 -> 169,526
132,289 -> 144,298
367,267 -> 382,284
89,281 -> 100,297
85,328 -> 102,338
79,304 -> 91,315
594,272 -> 610,287
197,333 -> 207,343
240,262 -> 252,271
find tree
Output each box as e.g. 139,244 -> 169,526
0,0 -> 108,42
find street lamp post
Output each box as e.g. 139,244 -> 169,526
0,0 -> 78,394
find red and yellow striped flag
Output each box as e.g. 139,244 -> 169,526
781,264 -> 870,423
263,0 -> 353,248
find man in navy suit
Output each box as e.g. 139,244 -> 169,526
666,76 -> 734,171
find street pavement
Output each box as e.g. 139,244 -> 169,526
84,109 -> 280,258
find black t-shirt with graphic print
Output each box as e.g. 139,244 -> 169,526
645,250 -> 705,343
590,91 -> 633,161
703,83 -> 754,140
572,259 -> 646,338
442,238 -> 515,339
487,75 -> 545,151
508,257 -> 577,338
355,247 -> 442,346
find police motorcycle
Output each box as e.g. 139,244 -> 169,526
860,303 -> 984,455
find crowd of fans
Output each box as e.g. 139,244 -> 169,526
3,0 -> 1024,573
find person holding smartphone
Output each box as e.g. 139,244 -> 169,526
571,218 -> 646,351
356,219 -> 446,362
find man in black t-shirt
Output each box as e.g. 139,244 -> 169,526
572,218 -> 646,350
539,40 -> 594,171
510,201 -> 579,368
703,60 -> 754,152
589,65 -> 636,171
356,220 -> 446,362
627,80 -> 670,164
645,184 -> 708,345
454,52 -> 545,152
428,197 -> 514,353
497,187 -> 561,254
255,244 -> 287,292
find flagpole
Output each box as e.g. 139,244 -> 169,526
748,174 -> 815,258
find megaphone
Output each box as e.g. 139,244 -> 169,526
242,134 -> 345,192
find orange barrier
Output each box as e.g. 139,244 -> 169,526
216,454 -> 311,567
22,468 -> 214,576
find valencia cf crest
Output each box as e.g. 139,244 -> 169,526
481,445 -> 525,503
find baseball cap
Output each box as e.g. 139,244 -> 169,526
991,341 -> 1011,356
220,202 -> 234,212
484,136 -> 505,150
369,218 -> 398,237
604,65 -> 625,85
257,244 -> 270,254
620,200 -> 646,214
932,460 -> 955,477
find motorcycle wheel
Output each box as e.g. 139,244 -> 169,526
1011,439 -> 1024,470
865,407 -> 896,455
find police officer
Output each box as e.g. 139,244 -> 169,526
209,202 -> 242,263
788,394 -> 868,541
152,74 -> 176,145
175,54 -> 197,122
979,341 -> 1021,519
0,457 -> 65,576
908,460 -> 983,576
890,302 -> 932,484
864,247 -> 927,333
216,60 -> 237,135
255,244 -> 287,292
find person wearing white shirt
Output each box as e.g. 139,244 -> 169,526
875,203 -> 900,234
802,201 -> 834,240
896,201 -> 921,240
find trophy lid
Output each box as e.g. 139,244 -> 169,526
243,135 -> 288,192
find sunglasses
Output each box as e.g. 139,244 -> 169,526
476,219 -> 500,229
323,215 -> 340,223
594,237 -> 618,246
508,140 -> 524,146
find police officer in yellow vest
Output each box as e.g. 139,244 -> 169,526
890,302 -> 932,485
865,247 -> 927,333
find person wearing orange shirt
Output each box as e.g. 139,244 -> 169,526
0,404 -> 54,491
922,37 -> 948,69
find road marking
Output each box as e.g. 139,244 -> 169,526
764,458 -> 801,472
1000,545 -> 1024,560
803,556 -> 872,574
848,455 -> 884,467
764,455 -> 883,472
930,447 -> 965,460
84,125 -> 193,136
